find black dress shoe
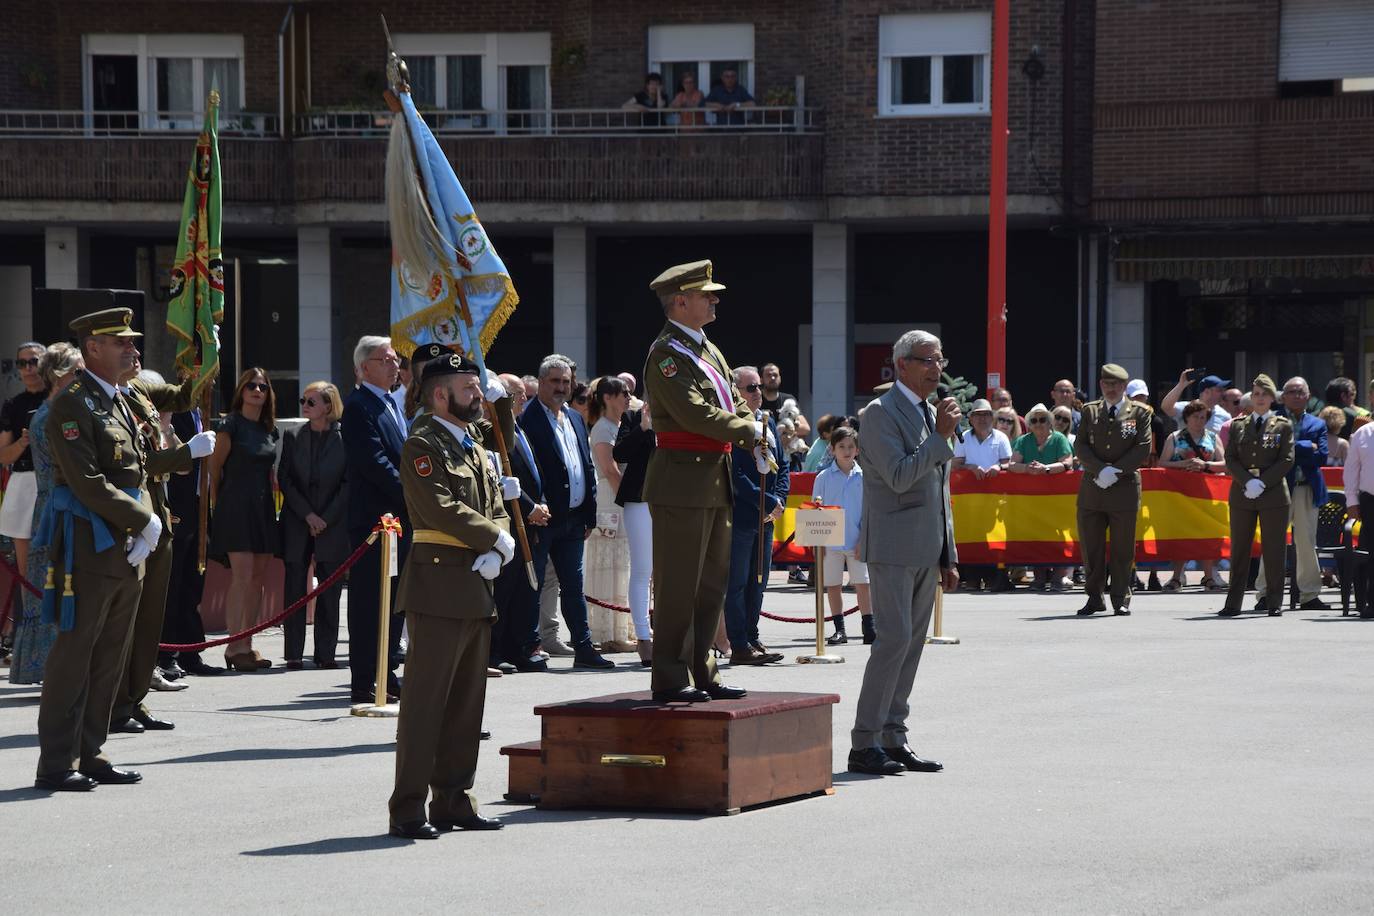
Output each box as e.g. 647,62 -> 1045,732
514,654 -> 548,673
133,711 -> 175,731
881,744 -> 944,772
35,770 -> 98,792
749,641 -> 784,662
315,659 -> 340,669
180,658 -> 225,675
703,683 -> 747,700
1299,598 -> 1329,611
1113,607 -> 1131,616
110,717 -> 145,734
80,766 -> 143,785
389,820 -> 440,840
652,687 -> 711,703
1268,608 -> 1283,617
285,659 -> 305,670
1253,596 -> 1268,612
861,616 -> 877,644
573,647 -> 615,669
825,631 -> 848,645
1076,605 -> 1104,616
492,661 -> 517,674
480,730 -> 492,740
161,661 -> 187,680
847,747 -> 904,776
433,813 -> 503,831
1218,607 -> 1242,617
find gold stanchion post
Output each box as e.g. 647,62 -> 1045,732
797,544 -> 844,664
926,585 -> 960,645
352,515 -> 401,717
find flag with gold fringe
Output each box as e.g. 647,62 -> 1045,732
387,90 -> 518,359
165,92 -> 223,401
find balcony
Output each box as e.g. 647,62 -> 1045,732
1092,95 -> 1374,223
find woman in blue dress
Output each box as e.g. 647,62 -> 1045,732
10,342 -> 83,684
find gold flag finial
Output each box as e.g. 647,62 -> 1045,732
208,89 -> 220,107
381,13 -> 409,93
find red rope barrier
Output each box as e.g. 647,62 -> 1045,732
583,593 -> 861,624
0,549 -> 44,597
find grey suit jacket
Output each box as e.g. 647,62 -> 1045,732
856,386 -> 957,568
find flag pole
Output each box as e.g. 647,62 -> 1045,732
196,381 -> 212,574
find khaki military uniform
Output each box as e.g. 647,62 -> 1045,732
36,368 -> 155,778
643,322 -> 757,692
1223,413 -> 1294,612
110,375 -> 196,725
1073,398 -> 1153,611
389,412 -> 509,828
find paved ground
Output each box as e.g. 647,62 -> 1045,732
3,573 -> 1373,914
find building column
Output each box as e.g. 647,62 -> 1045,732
297,226 -> 333,388
1107,267 -> 1147,381
811,222 -> 853,421
552,225 -> 592,374
44,226 -> 86,290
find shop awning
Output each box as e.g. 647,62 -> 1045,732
1115,236 -> 1374,282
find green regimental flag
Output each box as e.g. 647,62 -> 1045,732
165,92 -> 224,401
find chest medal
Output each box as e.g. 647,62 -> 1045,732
1119,419 -> 1136,438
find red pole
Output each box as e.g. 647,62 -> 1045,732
986,0 -> 1010,397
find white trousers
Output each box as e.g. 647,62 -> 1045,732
623,501 -> 653,640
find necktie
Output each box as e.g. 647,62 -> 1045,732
1108,404 -> 1117,420
918,399 -> 934,433
1253,415 -> 1264,436
113,390 -> 137,434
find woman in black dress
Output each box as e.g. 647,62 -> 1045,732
278,381 -> 348,669
209,369 -> 282,671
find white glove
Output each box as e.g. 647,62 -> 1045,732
1244,478 -> 1266,500
500,476 -> 521,501
753,443 -> 770,475
493,529 -> 516,563
483,376 -> 508,402
754,420 -> 765,441
139,514 -> 164,550
127,537 -> 152,567
187,430 -> 216,459
1095,466 -> 1120,489
471,550 -> 502,580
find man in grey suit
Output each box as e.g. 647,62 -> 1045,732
849,330 -> 961,776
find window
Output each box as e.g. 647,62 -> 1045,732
1279,0 -> 1374,85
84,34 -> 245,131
394,33 -> 549,132
878,13 -> 990,117
648,24 -> 755,98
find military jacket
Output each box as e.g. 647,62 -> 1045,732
44,369 -> 155,579
1223,412 -> 1294,509
642,322 -> 758,508
397,413 -> 510,620
1074,398 -> 1154,510
124,376 -> 196,532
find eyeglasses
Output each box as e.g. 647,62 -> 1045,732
300,395 -> 328,407
995,418 -> 1015,426
367,355 -> 401,366
1054,416 -> 1071,424
244,382 -> 269,393
574,395 -> 588,405
905,356 -> 950,370
1029,417 -> 1048,425
16,358 -> 39,369
742,383 -> 763,392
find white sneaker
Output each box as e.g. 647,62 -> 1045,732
542,638 -> 576,657
150,667 -> 188,691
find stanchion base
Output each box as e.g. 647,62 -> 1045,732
795,654 -> 846,664
925,636 -> 961,645
350,702 -> 401,717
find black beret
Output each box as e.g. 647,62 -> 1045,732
411,342 -> 451,365
421,352 -> 480,384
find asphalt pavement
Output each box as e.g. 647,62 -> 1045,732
3,573 -> 1372,914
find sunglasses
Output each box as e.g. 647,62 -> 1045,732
573,395 -> 588,405
299,395 -> 329,407
244,381 -> 269,393
1029,417 -> 1048,425
1054,416 -> 1071,423
742,383 -> 763,392
996,418 -> 1015,425
16,358 -> 39,369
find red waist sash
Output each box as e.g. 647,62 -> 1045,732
656,431 -> 731,453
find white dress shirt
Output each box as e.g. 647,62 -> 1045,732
668,319 -> 705,346
1344,422 -> 1374,497
540,400 -> 586,509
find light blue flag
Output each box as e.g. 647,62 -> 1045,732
389,92 -> 518,366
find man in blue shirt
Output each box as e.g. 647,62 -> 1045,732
813,426 -> 873,645
705,68 -> 756,126
1255,376 -> 1329,611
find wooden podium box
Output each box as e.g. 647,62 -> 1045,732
528,691 -> 838,816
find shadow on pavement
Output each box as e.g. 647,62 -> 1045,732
222,696 -> 354,713
831,771 -> 890,784
242,834 -> 400,856
1176,614 -> 1269,621
1021,614 -> 1105,621
485,801 -> 710,824
0,786 -> 46,804
1306,616 -> 1373,623
127,742 -> 394,767
0,732 -> 39,751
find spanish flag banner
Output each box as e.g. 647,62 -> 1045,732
773,468 -> 1344,566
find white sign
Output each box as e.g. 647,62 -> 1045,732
794,508 -> 847,547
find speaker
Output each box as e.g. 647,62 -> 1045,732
33,288 -> 146,345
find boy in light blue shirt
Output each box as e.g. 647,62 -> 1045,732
811,426 -> 873,644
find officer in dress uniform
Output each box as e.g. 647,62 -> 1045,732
1220,374 -> 1294,617
109,367 -> 216,733
642,260 -> 765,703
1073,363 -> 1153,616
388,353 -> 514,840
33,308 -> 159,791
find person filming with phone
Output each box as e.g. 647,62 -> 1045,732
1161,368 -> 1231,435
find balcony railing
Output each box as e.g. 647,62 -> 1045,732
293,106 -> 822,137
0,110 -> 280,138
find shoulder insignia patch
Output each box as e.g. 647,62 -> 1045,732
61,421 -> 79,440
414,455 -> 433,478
84,396 -> 96,411
659,357 -> 678,379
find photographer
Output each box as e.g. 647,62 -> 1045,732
1160,368 -> 1230,434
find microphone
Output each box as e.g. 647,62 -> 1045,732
935,384 -> 964,443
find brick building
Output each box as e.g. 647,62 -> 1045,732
11,1 -> 1367,419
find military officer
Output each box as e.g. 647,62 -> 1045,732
643,260 -> 764,703
388,353 -> 514,840
109,365 -> 216,733
1073,363 -> 1153,616
34,308 -> 159,792
1220,374 -> 1294,617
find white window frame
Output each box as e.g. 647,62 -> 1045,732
82,34 -> 245,130
877,13 -> 990,118
647,23 -> 756,98
395,33 -> 550,132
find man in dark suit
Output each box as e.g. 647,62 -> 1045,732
1255,375 -> 1329,611
491,373 -> 550,672
157,406 -> 223,677
517,356 -> 613,669
341,335 -> 412,703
